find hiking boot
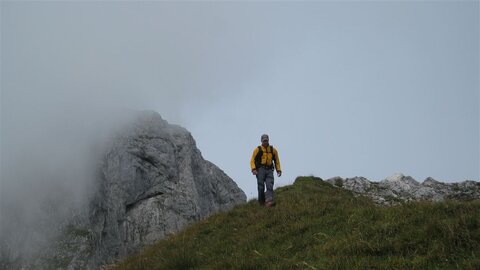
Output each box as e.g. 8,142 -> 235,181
265,201 -> 275,207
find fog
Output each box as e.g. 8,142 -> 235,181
1,1 -> 479,261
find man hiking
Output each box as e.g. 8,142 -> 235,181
250,134 -> 282,207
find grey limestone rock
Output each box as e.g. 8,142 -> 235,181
327,173 -> 479,206
2,110 -> 246,269
85,111 -> 246,267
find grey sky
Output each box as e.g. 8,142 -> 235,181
1,1 -> 479,201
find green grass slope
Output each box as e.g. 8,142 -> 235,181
111,177 -> 480,270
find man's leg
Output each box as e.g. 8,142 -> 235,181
265,169 -> 275,204
257,168 -> 266,205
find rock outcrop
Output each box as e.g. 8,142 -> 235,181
326,173 -> 480,205
1,111 -> 246,269
85,111 -> 246,267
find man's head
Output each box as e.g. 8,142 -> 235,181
261,134 -> 269,147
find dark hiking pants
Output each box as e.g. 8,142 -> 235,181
257,167 -> 275,204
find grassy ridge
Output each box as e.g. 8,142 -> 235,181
111,177 -> 480,270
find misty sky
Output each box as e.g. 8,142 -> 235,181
1,1 -> 479,200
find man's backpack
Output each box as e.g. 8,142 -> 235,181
254,145 -> 276,169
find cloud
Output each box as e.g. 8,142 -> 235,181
1,1 -> 478,263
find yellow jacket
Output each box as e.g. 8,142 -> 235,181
250,145 -> 282,172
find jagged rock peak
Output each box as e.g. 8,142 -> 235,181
85,110 -> 247,267
326,174 -> 479,206
383,173 -> 419,185
118,110 -> 175,136
4,110 -> 247,269
380,173 -> 421,195
341,177 -> 372,193
385,172 -> 406,182
422,177 -> 443,187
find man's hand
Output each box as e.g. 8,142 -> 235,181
252,169 -> 257,175
277,171 -> 282,177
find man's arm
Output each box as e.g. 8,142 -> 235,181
274,148 -> 282,177
250,147 -> 259,175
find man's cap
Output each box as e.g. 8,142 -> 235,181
261,134 -> 269,142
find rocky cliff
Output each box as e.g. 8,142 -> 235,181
1,111 -> 246,269
85,111 -> 246,267
326,173 -> 480,205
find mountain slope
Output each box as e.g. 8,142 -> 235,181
111,177 -> 480,270
0,111 -> 246,270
